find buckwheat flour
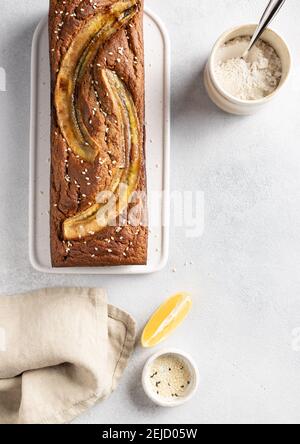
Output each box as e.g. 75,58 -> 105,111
214,36 -> 282,100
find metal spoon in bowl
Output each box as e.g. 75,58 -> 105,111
242,0 -> 287,60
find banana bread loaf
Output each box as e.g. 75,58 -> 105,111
49,0 -> 147,267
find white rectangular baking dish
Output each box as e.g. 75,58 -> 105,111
29,8 -> 170,275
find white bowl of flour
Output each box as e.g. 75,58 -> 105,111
204,24 -> 291,115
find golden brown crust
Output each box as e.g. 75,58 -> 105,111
49,0 -> 147,267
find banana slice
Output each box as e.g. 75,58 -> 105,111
63,69 -> 141,240
55,0 -> 138,162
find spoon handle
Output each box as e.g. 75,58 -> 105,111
245,0 -> 287,55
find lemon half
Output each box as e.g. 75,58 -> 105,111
141,293 -> 192,348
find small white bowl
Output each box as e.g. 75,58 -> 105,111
204,24 -> 292,115
142,348 -> 199,407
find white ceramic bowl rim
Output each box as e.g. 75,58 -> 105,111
208,24 -> 292,106
142,348 -> 200,407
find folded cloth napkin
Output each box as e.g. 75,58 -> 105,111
0,288 -> 136,424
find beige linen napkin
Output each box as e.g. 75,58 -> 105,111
0,288 -> 136,424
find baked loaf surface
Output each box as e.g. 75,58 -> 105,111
49,0 -> 147,267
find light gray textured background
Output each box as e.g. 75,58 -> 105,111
0,0 -> 300,425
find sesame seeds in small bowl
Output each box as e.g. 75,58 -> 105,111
142,349 -> 199,407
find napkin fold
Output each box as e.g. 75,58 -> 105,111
0,288 -> 136,424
